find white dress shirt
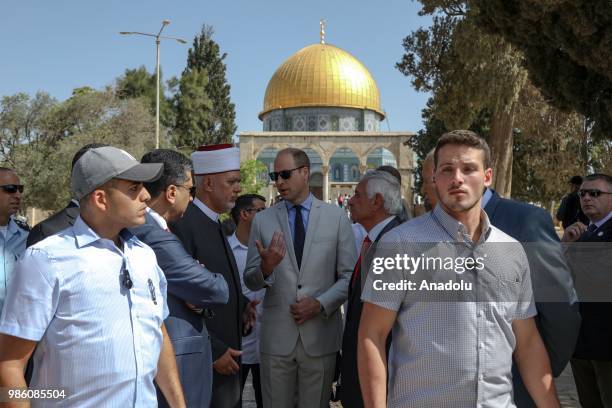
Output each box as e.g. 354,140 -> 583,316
193,198 -> 220,222
228,233 -> 265,364
0,216 -> 169,407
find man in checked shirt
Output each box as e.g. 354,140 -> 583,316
358,131 -> 560,408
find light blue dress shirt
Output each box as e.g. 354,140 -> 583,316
0,217 -> 28,314
0,216 -> 168,407
285,193 -> 313,239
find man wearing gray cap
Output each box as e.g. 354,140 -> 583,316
0,146 -> 186,407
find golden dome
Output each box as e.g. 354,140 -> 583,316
260,43 -> 384,119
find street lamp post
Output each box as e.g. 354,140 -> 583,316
120,20 -> 187,149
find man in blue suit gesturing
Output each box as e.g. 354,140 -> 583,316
131,149 -> 229,408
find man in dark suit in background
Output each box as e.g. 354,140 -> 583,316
131,149 -> 229,407
562,173 -> 612,408
338,170 -> 403,408
171,144 -> 256,408
556,175 -> 588,229
422,151 -> 581,407
482,187 -> 581,408
27,143 -> 107,247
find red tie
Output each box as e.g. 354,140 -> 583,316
351,236 -> 372,289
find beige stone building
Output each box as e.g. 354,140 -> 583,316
239,32 -> 414,206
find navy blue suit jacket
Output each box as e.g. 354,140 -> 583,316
484,190 -> 581,408
131,213 -> 229,408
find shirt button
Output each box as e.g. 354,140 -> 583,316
479,342 -> 484,349
478,374 -> 484,381
297,284 -> 302,289
478,310 -> 483,317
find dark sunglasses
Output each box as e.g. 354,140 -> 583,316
269,166 -> 305,182
0,184 -> 24,194
579,189 -> 612,198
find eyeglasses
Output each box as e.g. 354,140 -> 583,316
176,185 -> 196,196
269,166 -> 305,181
0,184 -> 24,194
579,189 -> 612,198
244,207 -> 266,213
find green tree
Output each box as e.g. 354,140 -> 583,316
0,92 -> 56,165
397,1 -> 528,196
240,159 -> 268,195
175,24 -> 236,147
115,66 -> 176,134
174,68 -> 213,151
474,0 -> 612,139
6,90 -> 156,211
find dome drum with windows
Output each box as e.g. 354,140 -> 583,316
260,42 -> 385,132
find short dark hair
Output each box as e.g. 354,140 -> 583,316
141,149 -> 192,199
230,194 -> 266,225
434,130 -> 492,169
278,148 -> 310,168
583,173 -> 612,188
72,143 -> 108,169
376,165 -> 401,183
569,175 -> 583,185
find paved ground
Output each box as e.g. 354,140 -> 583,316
242,366 -> 581,407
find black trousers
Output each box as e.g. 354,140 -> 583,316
241,363 -> 263,408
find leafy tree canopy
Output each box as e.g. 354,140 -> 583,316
473,0 -> 612,139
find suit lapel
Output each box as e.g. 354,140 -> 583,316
276,203 -> 299,272
300,198 -> 322,275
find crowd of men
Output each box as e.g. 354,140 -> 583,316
0,130 -> 609,408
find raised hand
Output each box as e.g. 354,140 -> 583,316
255,230 -> 286,277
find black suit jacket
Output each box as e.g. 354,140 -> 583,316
27,201 -> 79,247
338,216 -> 402,408
171,202 -> 248,408
568,217 -> 612,361
484,189 -> 581,408
131,213 -> 229,408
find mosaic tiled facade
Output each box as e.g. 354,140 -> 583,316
261,107 -> 382,132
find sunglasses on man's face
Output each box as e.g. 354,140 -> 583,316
579,189 -> 612,198
0,184 -> 24,194
269,166 -> 305,182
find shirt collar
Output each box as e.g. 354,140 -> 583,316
480,188 -> 493,208
367,216 -> 396,242
146,207 -> 168,230
432,204 -> 492,245
592,211 -> 612,229
5,217 -> 20,236
193,198 -> 220,222
73,216 -> 140,249
228,232 -> 248,250
285,193 -> 314,211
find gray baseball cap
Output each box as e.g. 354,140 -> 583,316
71,146 -> 163,200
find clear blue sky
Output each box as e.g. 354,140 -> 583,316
1,0 -> 431,135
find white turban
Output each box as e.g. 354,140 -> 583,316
191,144 -> 240,175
